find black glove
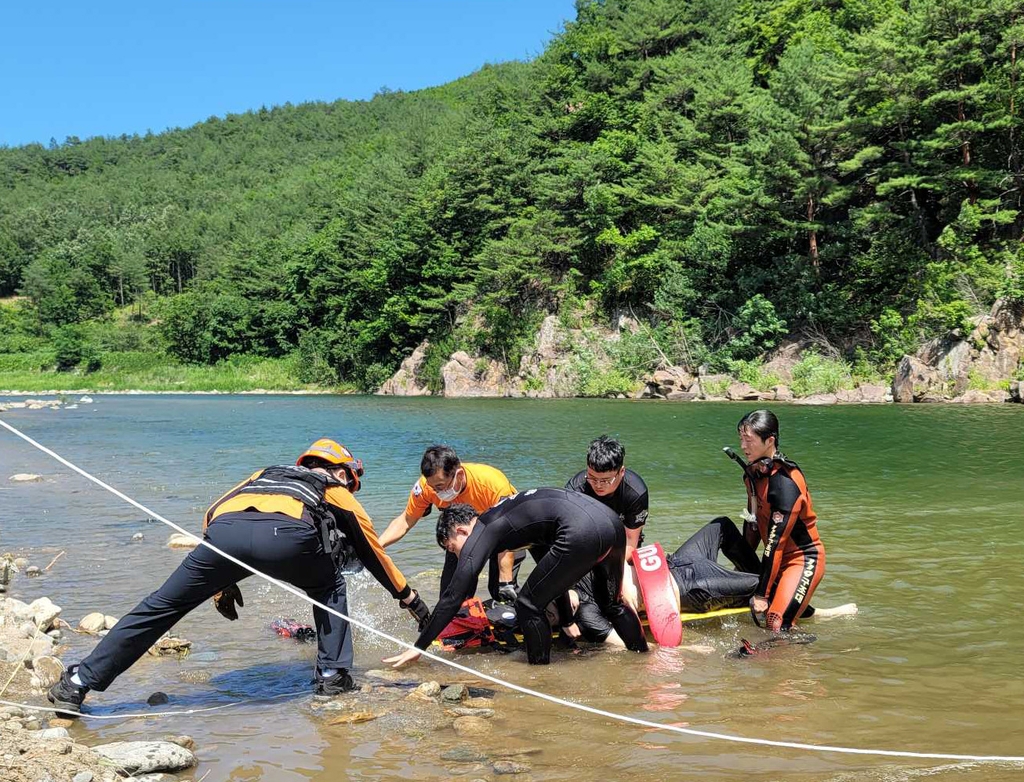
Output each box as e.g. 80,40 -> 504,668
496,580 -> 519,604
213,584 -> 244,621
404,592 -> 431,631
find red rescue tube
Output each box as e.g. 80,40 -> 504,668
631,543 -> 682,646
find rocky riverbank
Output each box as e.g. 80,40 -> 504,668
0,556 -> 199,782
378,301 -> 1024,405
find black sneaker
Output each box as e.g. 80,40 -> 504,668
47,665 -> 89,716
314,668 -> 355,696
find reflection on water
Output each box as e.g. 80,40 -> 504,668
2,396 -> 1023,780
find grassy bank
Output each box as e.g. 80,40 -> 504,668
0,351 -> 351,393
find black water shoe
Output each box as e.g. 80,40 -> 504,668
47,665 -> 89,716
314,668 -> 356,696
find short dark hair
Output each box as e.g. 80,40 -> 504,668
421,445 -> 461,479
737,409 -> 780,446
436,503 -> 477,548
587,435 -> 625,472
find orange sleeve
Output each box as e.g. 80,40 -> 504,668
402,477 -> 436,521
327,486 -> 411,600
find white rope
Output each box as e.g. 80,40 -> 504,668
0,690 -> 309,721
2,416 -> 1023,764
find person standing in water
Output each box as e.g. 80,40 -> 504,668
737,410 -> 826,632
49,439 -> 430,712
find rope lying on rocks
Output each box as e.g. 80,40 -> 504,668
2,416 -> 1023,764
0,690 -> 310,721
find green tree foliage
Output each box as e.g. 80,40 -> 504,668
2,0 -> 1022,385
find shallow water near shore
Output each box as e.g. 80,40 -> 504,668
1,395 -> 1023,781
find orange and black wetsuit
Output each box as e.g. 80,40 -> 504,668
745,454 -> 826,632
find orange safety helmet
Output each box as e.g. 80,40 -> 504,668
296,438 -> 364,492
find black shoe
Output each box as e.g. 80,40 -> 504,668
47,665 -> 88,716
314,668 -> 355,696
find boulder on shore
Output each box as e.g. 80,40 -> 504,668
91,741 -> 197,775
78,613 -> 107,634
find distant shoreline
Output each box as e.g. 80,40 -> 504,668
0,389 -> 341,396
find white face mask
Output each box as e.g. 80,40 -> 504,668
435,471 -> 461,501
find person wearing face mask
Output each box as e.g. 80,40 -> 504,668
736,410 -> 826,632
379,445 -> 521,603
48,439 -> 430,714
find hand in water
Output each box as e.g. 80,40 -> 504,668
382,648 -> 422,669
561,622 -> 582,640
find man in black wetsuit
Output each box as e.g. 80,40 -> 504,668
383,489 -> 649,667
565,436 -> 649,563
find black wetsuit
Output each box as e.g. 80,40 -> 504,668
414,488 -> 649,664
565,468 -> 649,546
575,517 -> 762,641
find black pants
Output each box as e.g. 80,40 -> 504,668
669,517 -> 760,612
514,508 -> 648,664
77,513 -> 352,691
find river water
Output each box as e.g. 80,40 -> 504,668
1,396 -> 1022,781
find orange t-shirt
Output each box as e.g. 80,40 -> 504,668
403,462 -> 516,521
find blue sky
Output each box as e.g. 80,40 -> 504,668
0,1 -> 577,148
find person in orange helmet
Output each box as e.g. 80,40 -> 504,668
49,438 -> 429,714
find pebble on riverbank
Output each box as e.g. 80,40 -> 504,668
166,533 -> 199,550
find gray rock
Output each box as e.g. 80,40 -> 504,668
20,621 -> 39,638
131,533 -> 145,542
892,354 -> 940,403
78,613 -> 108,634
25,566 -> 41,577
166,533 -> 199,550
73,772 -> 94,782
23,719 -> 41,730
146,692 -> 170,706
13,558 -> 28,569
441,684 -> 467,703
447,706 -> 495,718
38,727 -> 70,739
29,596 -> 62,630
441,747 -> 488,763
30,656 -> 64,688
378,341 -> 433,396
793,393 -> 838,406
407,681 -> 441,701
9,473 -> 43,482
452,715 -> 492,737
92,741 -> 197,774
29,636 -> 56,657
493,760 -> 532,774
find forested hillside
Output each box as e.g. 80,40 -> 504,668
2,0 -> 1022,392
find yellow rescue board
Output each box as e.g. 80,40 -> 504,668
679,606 -> 748,623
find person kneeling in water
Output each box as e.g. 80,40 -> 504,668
575,517 -> 855,646
384,489 -> 649,668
